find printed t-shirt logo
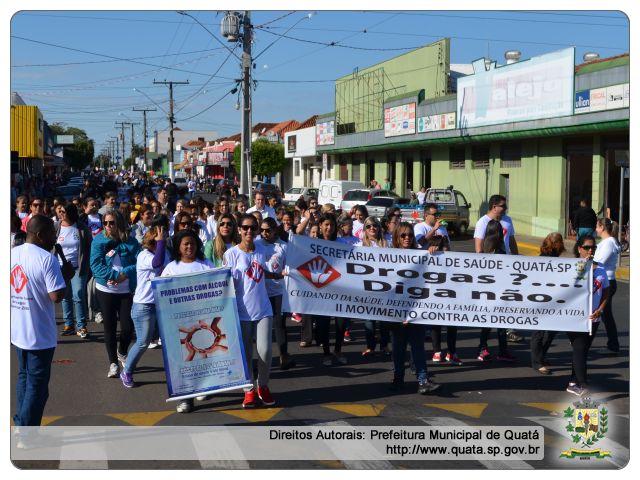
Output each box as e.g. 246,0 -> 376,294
297,255 -> 341,289
246,261 -> 265,283
11,265 -> 28,294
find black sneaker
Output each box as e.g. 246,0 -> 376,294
506,331 -> 524,343
418,378 -> 441,395
388,378 -> 405,392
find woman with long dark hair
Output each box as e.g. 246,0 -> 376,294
389,222 -> 441,394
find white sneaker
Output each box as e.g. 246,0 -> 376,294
176,400 -> 193,413
148,341 -> 158,349
117,351 -> 127,368
157,337 -> 162,346
195,395 -> 211,402
107,363 -> 119,378
94,312 -> 103,324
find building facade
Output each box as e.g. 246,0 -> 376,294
317,46 -> 629,237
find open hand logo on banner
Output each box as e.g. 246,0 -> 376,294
297,255 -> 341,289
245,261 -> 265,283
11,265 -> 28,294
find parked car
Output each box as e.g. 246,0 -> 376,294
283,187 -> 319,206
317,180 -> 365,207
398,186 -> 471,235
55,184 -> 82,200
364,196 -> 409,220
253,182 -> 282,201
340,188 -> 400,212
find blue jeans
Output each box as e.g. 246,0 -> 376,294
365,320 -> 390,350
14,346 -> 55,426
391,324 -> 427,382
62,271 -> 88,329
124,303 -> 157,375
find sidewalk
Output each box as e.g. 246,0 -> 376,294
516,234 -> 630,282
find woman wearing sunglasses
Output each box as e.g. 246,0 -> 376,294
224,214 -> 282,408
357,217 -> 391,357
90,210 -> 141,379
388,223 -> 441,394
566,235 -> 609,396
204,213 -> 239,267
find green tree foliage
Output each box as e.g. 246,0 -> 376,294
49,123 -> 95,170
233,138 -> 286,178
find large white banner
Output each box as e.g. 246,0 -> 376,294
384,103 -> 416,137
284,236 -> 592,332
457,48 -> 575,128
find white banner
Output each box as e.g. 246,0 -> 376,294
284,236 -> 592,332
384,103 -> 416,137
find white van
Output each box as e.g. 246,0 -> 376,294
317,180 -> 365,207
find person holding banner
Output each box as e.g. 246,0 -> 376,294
529,233 -> 565,375
593,218 -> 621,354
256,217 -> 295,371
312,213 -> 348,366
224,214 -> 280,408
565,235 -> 609,396
414,203 -> 449,248
476,219 -> 517,363
162,229 -> 215,413
358,217 -> 391,357
120,218 -> 171,388
388,222 -> 440,394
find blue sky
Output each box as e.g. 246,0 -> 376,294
9,10 -> 630,155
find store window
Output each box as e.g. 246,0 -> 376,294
501,142 -> 522,168
472,145 -> 490,169
449,146 -> 465,169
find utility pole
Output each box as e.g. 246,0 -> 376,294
240,11 -> 252,199
115,121 -> 131,169
109,136 -> 118,170
128,121 -> 140,173
133,107 -> 156,172
154,80 -> 189,181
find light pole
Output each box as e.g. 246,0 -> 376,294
153,80 -> 189,182
133,107 -> 157,173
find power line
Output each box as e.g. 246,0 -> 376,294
256,11 -> 296,28
179,87 -> 237,122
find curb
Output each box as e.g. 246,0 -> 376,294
518,241 -> 629,282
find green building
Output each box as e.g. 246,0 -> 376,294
317,41 -> 629,238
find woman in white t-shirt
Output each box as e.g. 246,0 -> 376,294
119,219 -> 170,389
593,217 -> 621,353
162,229 -> 215,414
56,204 -> 92,339
224,214 -> 280,409
566,235 -> 610,396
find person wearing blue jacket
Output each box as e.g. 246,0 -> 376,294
90,210 -> 140,379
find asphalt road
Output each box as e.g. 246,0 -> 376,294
10,235 -> 629,470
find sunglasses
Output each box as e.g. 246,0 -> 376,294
400,233 -> 414,239
179,221 -> 192,227
365,224 -> 378,230
260,228 -> 273,233
104,221 -> 116,226
240,225 -> 257,232
580,245 -> 597,251
219,222 -> 233,228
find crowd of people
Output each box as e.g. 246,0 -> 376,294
10,169 -> 623,426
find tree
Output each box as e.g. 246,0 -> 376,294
49,123 -> 95,170
233,138 -> 287,180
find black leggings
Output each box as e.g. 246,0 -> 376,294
96,290 -> 134,364
478,328 -> 507,355
600,279 -> 619,351
567,322 -> 600,386
314,315 -> 345,355
431,326 -> 458,354
269,295 -> 288,355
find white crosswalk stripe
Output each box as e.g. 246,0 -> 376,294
190,430 -> 250,469
418,416 -> 534,469
522,416 -> 628,468
58,429 -> 109,469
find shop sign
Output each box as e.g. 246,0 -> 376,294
574,83 -> 629,114
384,103 -> 416,137
417,112 -> 456,133
316,121 -> 335,146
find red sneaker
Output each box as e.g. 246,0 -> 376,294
291,313 -> 302,323
257,386 -> 275,406
242,390 -> 257,408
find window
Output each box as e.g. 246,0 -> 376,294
352,157 -> 360,182
294,159 -> 300,177
472,145 -> 490,169
449,147 -> 465,169
501,142 -> 522,168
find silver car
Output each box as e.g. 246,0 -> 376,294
283,187 -> 318,206
340,189 -> 399,212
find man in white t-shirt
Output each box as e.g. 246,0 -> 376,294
416,187 -> 427,205
247,192 -> 276,219
187,177 -> 196,199
11,215 -> 69,429
414,203 -> 450,248
473,194 -> 519,255
473,194 -> 522,344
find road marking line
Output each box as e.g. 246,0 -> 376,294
520,403 -> 567,415
220,408 -> 283,423
424,403 -> 488,418
107,411 -> 174,426
323,404 -> 386,417
41,416 -> 63,426
418,416 -> 533,469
